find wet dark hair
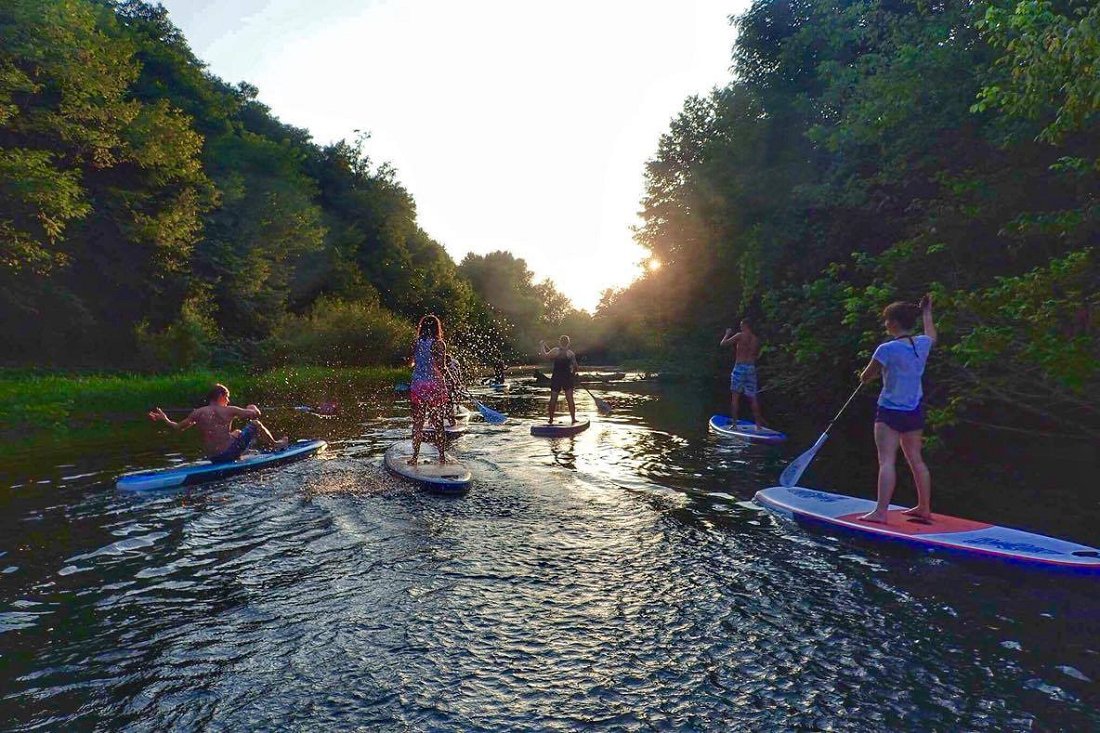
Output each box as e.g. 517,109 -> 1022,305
207,383 -> 229,402
883,301 -> 921,330
417,314 -> 443,341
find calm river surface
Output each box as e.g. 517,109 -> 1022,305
1,377 -> 1098,731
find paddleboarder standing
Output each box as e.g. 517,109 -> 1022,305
858,294 -> 937,524
720,318 -> 767,429
409,315 -> 448,465
538,335 -> 578,424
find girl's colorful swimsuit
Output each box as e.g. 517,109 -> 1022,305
411,338 -> 446,407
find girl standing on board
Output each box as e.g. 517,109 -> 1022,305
538,335 -> 578,424
858,295 -> 937,524
409,315 -> 448,464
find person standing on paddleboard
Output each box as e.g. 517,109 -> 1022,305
858,295 -> 937,524
538,335 -> 579,424
409,315 -> 448,465
147,383 -> 288,463
720,318 -> 767,430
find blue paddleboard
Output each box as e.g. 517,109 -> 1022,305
116,439 -> 327,491
709,415 -> 787,444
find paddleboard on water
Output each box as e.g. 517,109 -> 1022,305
530,417 -> 591,437
421,422 -> 468,438
116,439 -> 327,491
384,440 -> 471,494
709,415 -> 787,444
755,486 -> 1100,573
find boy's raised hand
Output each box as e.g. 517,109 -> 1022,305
920,293 -> 932,311
148,407 -> 166,422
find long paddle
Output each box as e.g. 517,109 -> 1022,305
779,383 -> 863,487
583,387 -> 612,415
457,387 -> 508,424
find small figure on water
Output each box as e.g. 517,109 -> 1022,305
538,335 -> 578,424
720,318 -> 767,429
409,314 -> 448,464
482,360 -> 506,385
148,383 -> 288,462
858,295 -> 937,524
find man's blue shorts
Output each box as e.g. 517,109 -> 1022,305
730,363 -> 758,397
209,422 -> 258,463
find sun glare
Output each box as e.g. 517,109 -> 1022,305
647,258 -> 662,272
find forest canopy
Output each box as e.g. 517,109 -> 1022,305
2,0 -> 1097,439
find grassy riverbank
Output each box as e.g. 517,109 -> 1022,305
0,366 -> 409,440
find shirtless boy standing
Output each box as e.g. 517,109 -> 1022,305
148,384 -> 288,463
720,319 -> 767,429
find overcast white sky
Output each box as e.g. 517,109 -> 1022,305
158,0 -> 744,310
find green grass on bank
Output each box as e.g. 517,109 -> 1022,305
0,366 -> 410,439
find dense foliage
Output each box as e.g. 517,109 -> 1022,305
0,0 -> 477,369
596,0 -> 1099,436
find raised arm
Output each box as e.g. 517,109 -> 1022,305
920,294 -> 937,343
537,340 -> 554,360
148,407 -> 197,431
719,329 -> 741,347
227,404 -> 261,419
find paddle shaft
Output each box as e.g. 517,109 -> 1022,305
822,382 -> 863,436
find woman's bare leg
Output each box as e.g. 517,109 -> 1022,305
860,422 -> 900,524
900,430 -> 931,518
548,389 -> 559,423
565,389 -> 576,422
409,402 -> 424,464
432,405 -> 447,464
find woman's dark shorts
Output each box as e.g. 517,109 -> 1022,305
874,404 -> 925,434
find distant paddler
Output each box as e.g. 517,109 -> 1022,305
720,318 -> 768,430
147,383 -> 289,462
537,335 -> 579,425
408,314 -> 449,465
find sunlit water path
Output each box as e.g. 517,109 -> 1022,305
2,379 -> 1097,730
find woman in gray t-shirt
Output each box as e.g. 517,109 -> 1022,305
857,295 -> 937,524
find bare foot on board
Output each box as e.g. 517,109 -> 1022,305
275,436 -> 290,450
858,511 -> 890,524
902,506 -> 931,519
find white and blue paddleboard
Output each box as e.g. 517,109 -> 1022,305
116,439 -> 327,491
709,415 -> 787,444
755,486 -> 1100,574
530,417 -> 590,437
384,440 -> 471,494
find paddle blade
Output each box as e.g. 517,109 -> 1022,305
595,398 -> 613,415
474,400 -> 508,424
779,433 -> 828,487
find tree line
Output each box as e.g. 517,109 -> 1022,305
0,0 -> 571,371
594,0 -> 1098,438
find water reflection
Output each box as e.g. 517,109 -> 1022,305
0,376 -> 1097,730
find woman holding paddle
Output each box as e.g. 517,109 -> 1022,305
409,315 -> 448,465
858,295 -> 937,524
538,335 -> 578,424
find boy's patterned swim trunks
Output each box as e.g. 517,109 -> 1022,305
730,363 -> 758,397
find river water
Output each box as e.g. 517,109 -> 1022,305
1,377 -> 1097,731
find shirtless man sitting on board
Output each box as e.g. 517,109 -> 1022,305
719,318 -> 767,430
148,383 -> 288,463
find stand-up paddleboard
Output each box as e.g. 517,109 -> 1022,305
421,422 -> 468,439
755,486 -> 1100,573
530,417 -> 591,437
709,415 -> 787,444
384,440 -> 471,494
117,439 -> 327,491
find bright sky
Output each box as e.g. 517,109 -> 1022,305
158,0 -> 744,310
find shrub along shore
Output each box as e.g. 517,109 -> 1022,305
0,367 -> 409,440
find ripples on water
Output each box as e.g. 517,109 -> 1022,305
1,381 -> 1098,731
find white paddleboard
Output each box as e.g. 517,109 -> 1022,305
384,441 -> 471,494
755,486 -> 1100,573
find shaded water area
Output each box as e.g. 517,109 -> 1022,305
2,375 -> 1098,731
